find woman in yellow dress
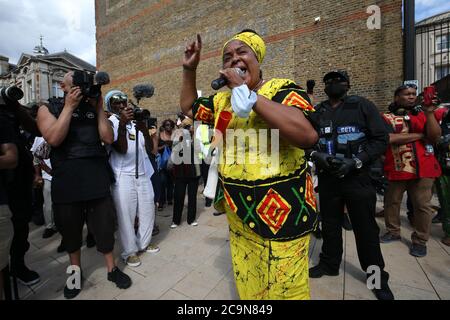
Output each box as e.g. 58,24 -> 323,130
180,30 -> 319,300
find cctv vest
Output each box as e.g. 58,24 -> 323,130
46,97 -> 108,168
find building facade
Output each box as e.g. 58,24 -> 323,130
95,0 -> 403,116
416,10 -> 450,92
0,42 -> 96,105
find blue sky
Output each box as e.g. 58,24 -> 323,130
416,0 -> 450,22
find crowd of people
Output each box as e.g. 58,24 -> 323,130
0,29 -> 449,301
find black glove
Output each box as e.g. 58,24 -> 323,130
329,157 -> 356,179
311,151 -> 333,170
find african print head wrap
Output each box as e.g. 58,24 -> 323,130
223,31 -> 266,64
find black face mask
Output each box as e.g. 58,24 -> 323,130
325,83 -> 347,100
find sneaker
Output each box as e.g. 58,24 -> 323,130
189,221 -> 199,227
107,267 -> 132,289
410,243 -> 427,257
373,285 -> 395,300
380,232 -> 401,243
57,241 -> 66,253
86,233 -> 96,248
125,255 -> 141,267
432,212 -> 443,224
12,265 -> 41,286
441,237 -> 450,247
170,223 -> 178,229
42,228 -> 57,239
152,225 -> 160,236
145,244 -> 160,254
309,264 -> 339,279
64,269 -> 83,300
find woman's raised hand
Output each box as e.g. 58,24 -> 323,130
183,34 -> 202,71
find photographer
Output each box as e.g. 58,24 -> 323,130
37,72 -> 131,299
381,84 -> 443,258
0,113 -> 17,300
105,90 -> 159,268
307,70 -> 393,300
0,86 -> 41,286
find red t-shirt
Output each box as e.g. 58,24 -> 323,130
382,109 -> 445,181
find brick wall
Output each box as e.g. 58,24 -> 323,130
96,0 -> 403,120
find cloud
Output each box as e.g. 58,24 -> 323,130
0,0 -> 96,66
416,0 -> 450,22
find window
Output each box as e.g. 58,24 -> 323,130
436,34 -> 450,51
52,81 -> 64,98
436,65 -> 450,80
27,80 -> 33,102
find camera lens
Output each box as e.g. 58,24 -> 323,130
1,86 -> 24,101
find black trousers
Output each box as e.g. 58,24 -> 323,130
8,179 -> 33,270
173,177 -> 199,225
318,173 -> 385,274
159,169 -> 174,206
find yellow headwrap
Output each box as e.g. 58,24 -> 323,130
223,31 -> 266,64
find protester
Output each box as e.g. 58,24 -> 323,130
307,70 -> 394,300
180,30 -> 318,299
381,84 -> 443,258
105,90 -> 160,268
170,116 -> 201,228
157,119 -> 175,211
196,123 -> 213,207
37,71 -> 131,299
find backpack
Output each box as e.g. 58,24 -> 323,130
159,146 -> 171,170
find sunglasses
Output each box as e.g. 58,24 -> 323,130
397,84 -> 417,91
110,94 -> 128,104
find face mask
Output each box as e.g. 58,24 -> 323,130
325,83 -> 347,100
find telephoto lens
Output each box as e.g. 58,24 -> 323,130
0,86 -> 24,102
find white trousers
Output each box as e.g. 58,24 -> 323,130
43,179 -> 55,230
112,173 -> 155,260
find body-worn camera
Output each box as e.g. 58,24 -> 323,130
0,85 -> 24,105
72,71 -> 110,99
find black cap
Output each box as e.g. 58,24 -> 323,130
323,70 -> 350,85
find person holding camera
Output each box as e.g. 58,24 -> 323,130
0,86 -> 41,287
105,90 -> 159,268
380,84 -> 444,258
0,113 -> 18,300
37,72 -> 131,299
307,70 -> 394,300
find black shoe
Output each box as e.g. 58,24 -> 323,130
309,264 -> 339,279
373,285 -> 395,300
42,228 -> 57,239
213,212 -> 225,217
86,234 -> 96,248
432,212 -> 443,224
152,225 -> 160,236
64,269 -> 82,299
12,265 -> 41,286
410,244 -> 427,257
107,267 -> 132,289
342,214 -> 353,231
57,241 -> 66,253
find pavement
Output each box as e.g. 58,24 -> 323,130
16,192 -> 450,300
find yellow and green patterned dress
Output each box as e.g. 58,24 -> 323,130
192,78 -> 318,300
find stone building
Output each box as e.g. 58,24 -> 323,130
95,0 -> 403,116
0,38 -> 96,105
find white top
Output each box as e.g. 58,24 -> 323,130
31,137 -> 52,181
108,115 -> 154,178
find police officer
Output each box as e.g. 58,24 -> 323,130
307,70 -> 394,300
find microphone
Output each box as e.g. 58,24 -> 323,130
133,84 -> 155,100
94,71 -> 110,85
211,68 -> 245,90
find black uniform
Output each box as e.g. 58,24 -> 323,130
308,95 -> 389,277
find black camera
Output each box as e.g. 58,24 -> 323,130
0,85 -> 24,104
133,107 -> 151,122
72,71 -> 110,99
